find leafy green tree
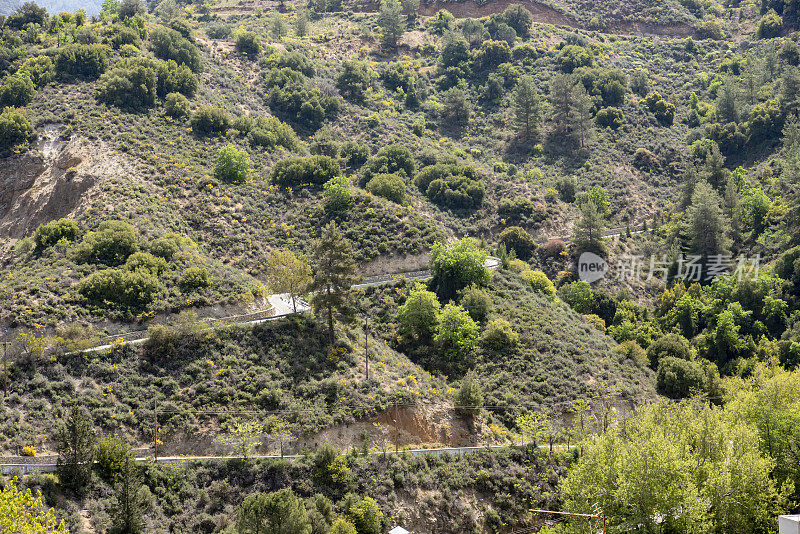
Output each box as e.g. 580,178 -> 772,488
313,443 -> 351,486
429,238 -> 490,300
344,495 -> 383,534
498,226 -> 535,260
515,411 -> 550,447
74,220 -> 139,266
192,106 -> 230,136
453,369 -> 484,415
55,44 -> 108,79
397,283 -> 441,342
377,0 -> 404,47
688,180 -> 731,260
322,175 -> 352,211
264,248 -> 311,313
55,406 -> 96,496
521,269 -> 556,297
595,106 -> 623,129
336,60 -> 372,103
237,490 -> 312,534
0,478 -> 68,534
512,75 -> 540,140
561,401 -> 787,534
647,333 -> 693,369
0,75 -> 35,107
309,222 -> 359,342
656,356 -> 706,398
234,29 -> 261,56
109,456 -> 144,534
151,25 -> 202,73
214,144 -> 251,182
501,4 -> 533,37
435,303 -> 479,360
459,284 -> 491,323
96,436 -> 130,483
214,421 -> 263,458
439,87 -> 471,125
329,518 -> 357,534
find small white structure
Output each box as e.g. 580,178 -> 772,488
780,515 -> 800,534
389,527 -> 409,534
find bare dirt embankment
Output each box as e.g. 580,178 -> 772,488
354,0 -> 696,37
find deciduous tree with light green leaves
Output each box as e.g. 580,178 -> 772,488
429,237 -> 490,300
561,400 -> 790,534
397,283 -> 441,342
0,478 -> 67,534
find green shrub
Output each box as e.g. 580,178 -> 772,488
34,218 -> 79,249
361,144 -> 415,184
614,340 -> 648,368
125,251 -> 167,276
79,268 -> 161,309
498,196 -> 538,223
235,29 -> 261,56
151,25 -> 202,73
96,436 -> 130,483
73,220 -> 139,266
414,163 -> 484,210
149,233 -> 194,260
656,356 -> 706,399
180,266 -> 211,289
340,141 -> 370,169
647,333 -> 693,369
397,283 -> 442,342
323,175 -> 352,211
119,44 -> 140,57
55,44 -> 108,79
757,10 -> 782,39
164,92 -> 190,118
435,303 -> 480,359
459,284 -> 491,323
595,106 -> 624,129
643,91 -> 675,126
248,116 -> 301,151
336,60 -> 373,103
313,443 -> 351,486
192,106 -> 230,136
18,55 -> 55,87
453,370 -> 484,415
271,155 -> 341,188
206,21 -> 231,39
215,144 -> 251,182
439,87 -> 471,124
96,60 -> 157,109
498,226 -> 535,260
106,23 -> 141,49
0,107 -> 33,150
0,75 -> 35,107
557,44 -> 593,73
344,495 -> 383,534
481,318 -> 519,349
430,237 -> 491,300
520,269 -> 555,297
365,173 -> 407,204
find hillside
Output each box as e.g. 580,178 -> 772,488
3,0 -> 800,531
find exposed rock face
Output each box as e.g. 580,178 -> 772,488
0,124 -> 97,250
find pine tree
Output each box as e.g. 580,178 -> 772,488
680,166 -> 699,210
688,180 -> 731,259
309,222 -> 360,342
513,75 -> 540,140
701,142 -> 729,190
55,406 -> 96,496
715,78 -> 739,124
109,456 -> 144,534
549,73 -> 577,138
377,0 -> 404,48
572,201 -> 606,257
573,82 -> 594,148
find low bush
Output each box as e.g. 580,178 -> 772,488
73,220 -> 139,266
481,318 -> 519,349
55,44 -> 108,79
520,269 -> 555,297
415,163 -> 484,210
180,266 -> 211,289
34,218 -> 80,249
0,107 -> 34,150
365,173 -> 407,205
498,226 -> 535,260
151,25 -> 202,73
164,92 -> 190,118
235,29 -> 261,56
192,106 -> 230,136
0,75 -> 35,107
595,106 -> 624,129
79,268 -> 161,310
271,155 -> 341,188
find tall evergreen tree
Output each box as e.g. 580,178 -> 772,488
572,201 -> 606,257
701,142 -> 729,189
109,456 -> 144,534
549,73 -> 577,138
512,75 -> 540,140
687,180 -> 732,259
309,222 -> 359,342
55,406 -> 96,496
377,0 -> 404,48
716,78 -> 739,124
